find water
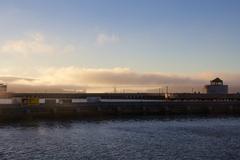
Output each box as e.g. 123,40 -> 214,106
0,117 -> 240,160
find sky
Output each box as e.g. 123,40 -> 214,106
0,0 -> 240,92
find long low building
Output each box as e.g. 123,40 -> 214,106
1,92 -> 240,102
10,93 -> 166,99
166,93 -> 240,101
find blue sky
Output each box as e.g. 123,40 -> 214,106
0,0 -> 240,91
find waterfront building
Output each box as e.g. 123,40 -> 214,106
205,78 -> 228,94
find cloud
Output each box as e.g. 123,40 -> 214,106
4,67 -> 204,86
1,67 -> 240,92
0,76 -> 35,82
4,67 -> 240,87
0,33 -> 75,56
96,33 -> 120,46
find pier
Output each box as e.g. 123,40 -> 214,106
0,78 -> 240,121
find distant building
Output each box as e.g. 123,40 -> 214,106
0,84 -> 7,93
205,78 -> 228,94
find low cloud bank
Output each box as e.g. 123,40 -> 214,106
6,67 -> 206,86
0,67 -> 240,93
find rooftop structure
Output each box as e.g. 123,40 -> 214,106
210,78 -> 223,85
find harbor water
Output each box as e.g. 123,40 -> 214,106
0,117 -> 240,160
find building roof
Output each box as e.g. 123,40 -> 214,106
211,77 -> 223,83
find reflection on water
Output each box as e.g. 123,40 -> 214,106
0,117 -> 240,160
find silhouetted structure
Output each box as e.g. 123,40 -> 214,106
205,78 -> 228,94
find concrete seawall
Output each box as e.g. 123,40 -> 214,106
1,101 -> 240,121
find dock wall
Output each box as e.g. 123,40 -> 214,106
0,101 -> 240,121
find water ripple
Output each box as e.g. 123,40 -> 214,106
0,117 -> 240,160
